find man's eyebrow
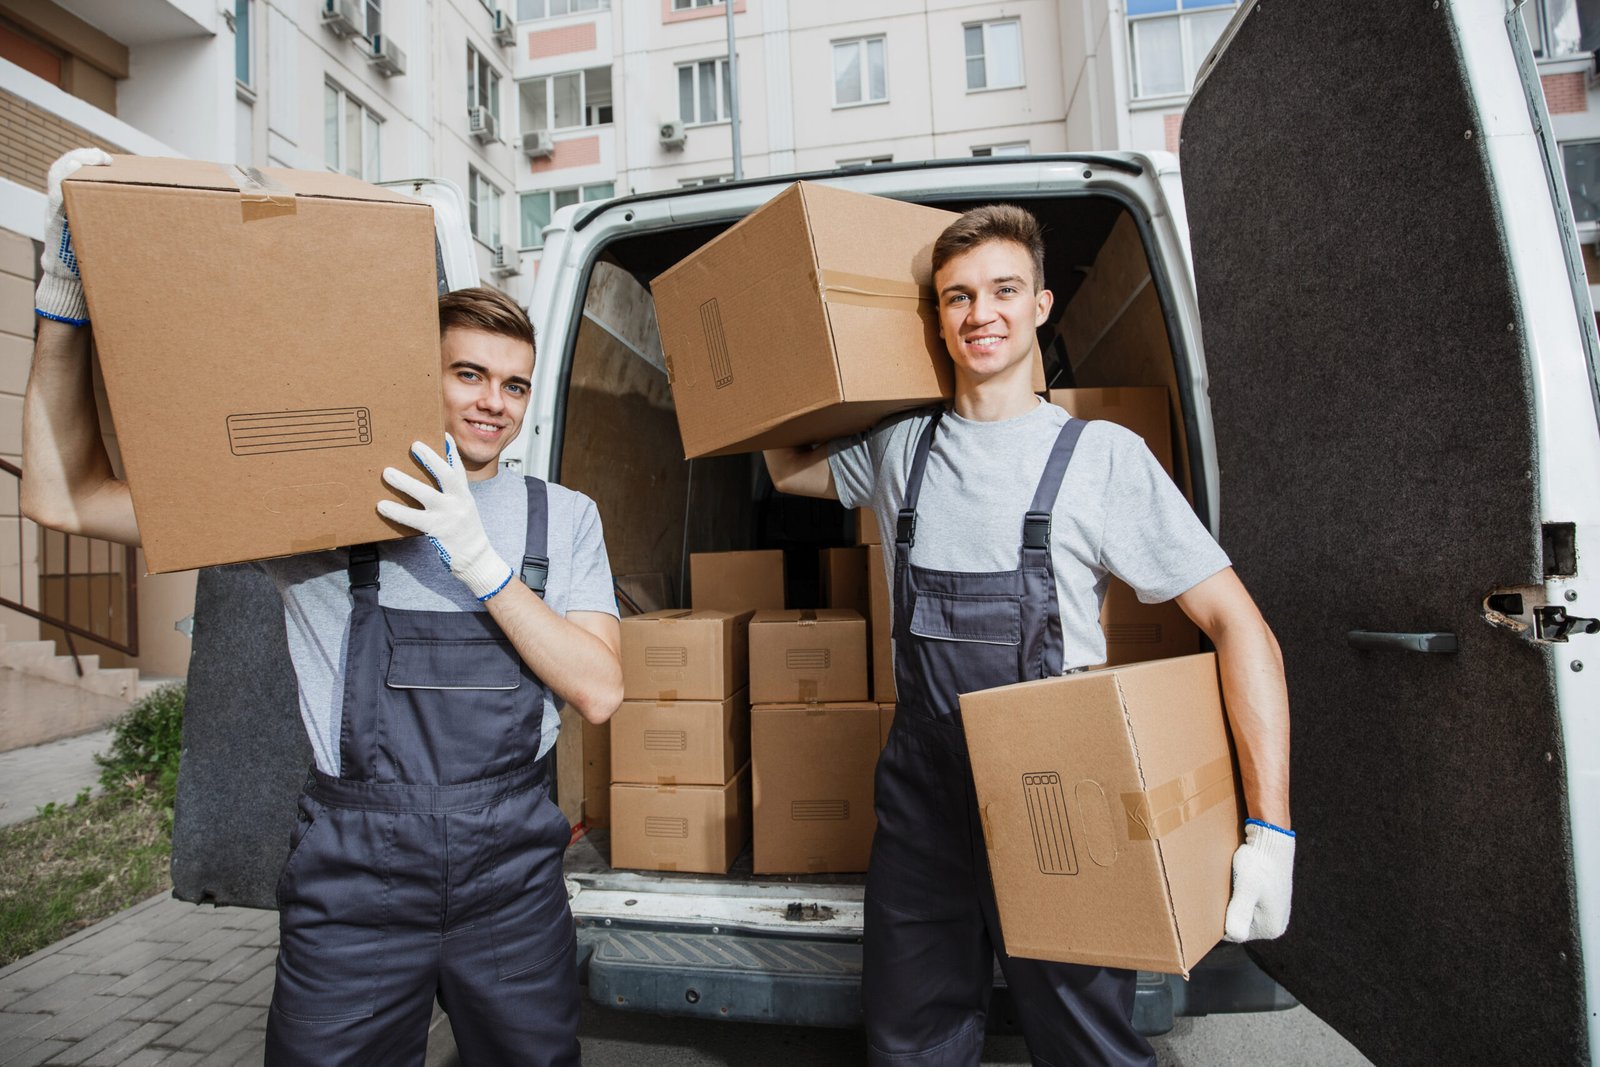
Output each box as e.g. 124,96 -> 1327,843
991,274 -> 1027,286
449,359 -> 531,388
940,274 -> 1028,296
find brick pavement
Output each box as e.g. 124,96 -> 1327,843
0,894 -> 459,1066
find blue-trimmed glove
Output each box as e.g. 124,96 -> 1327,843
36,148 -> 113,326
1223,819 -> 1295,942
377,435 -> 514,601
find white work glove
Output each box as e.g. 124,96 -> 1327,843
378,435 -> 514,601
1223,820 -> 1295,942
36,148 -> 113,325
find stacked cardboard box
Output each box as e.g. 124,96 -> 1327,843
747,608 -> 876,873
612,609 -> 754,873
1048,388 -> 1201,667
690,550 -> 786,613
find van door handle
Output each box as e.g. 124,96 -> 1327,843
1347,631 -> 1459,653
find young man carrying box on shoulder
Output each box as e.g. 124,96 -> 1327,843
22,149 -> 623,1066
765,204 -> 1294,1066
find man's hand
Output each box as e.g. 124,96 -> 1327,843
36,148 -> 113,326
1223,820 -> 1295,942
378,435 -> 514,600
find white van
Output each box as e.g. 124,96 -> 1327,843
175,1 -> 1598,1060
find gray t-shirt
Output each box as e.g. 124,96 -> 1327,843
828,399 -> 1229,670
256,468 -> 618,775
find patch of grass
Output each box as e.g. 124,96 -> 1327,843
0,786 -> 172,966
0,683 -> 186,966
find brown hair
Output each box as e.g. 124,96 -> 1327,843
438,286 -> 536,352
931,204 -> 1046,291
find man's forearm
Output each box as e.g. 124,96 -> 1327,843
763,446 -> 837,499
1213,618 -> 1292,828
486,584 -> 623,724
20,319 -> 138,543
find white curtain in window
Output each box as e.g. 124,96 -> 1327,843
987,22 -> 1022,88
1132,18 -> 1184,96
834,43 -> 862,105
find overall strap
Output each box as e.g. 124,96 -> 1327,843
521,476 -> 550,597
896,410 -> 944,548
1021,418 -> 1089,556
348,543 -> 380,591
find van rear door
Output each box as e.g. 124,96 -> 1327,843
1180,2 -> 1600,1063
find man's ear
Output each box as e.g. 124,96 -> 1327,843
1033,287 -> 1054,327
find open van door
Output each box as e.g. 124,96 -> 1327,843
1179,1 -> 1600,1062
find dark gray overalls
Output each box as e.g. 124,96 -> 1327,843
863,411 -> 1156,1067
265,478 -> 581,1067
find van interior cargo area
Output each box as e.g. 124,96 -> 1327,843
558,192 -> 1198,878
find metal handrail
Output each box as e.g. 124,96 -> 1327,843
0,457 -> 139,672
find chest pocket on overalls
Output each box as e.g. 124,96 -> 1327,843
908,593 -> 1023,646
385,638 -> 522,690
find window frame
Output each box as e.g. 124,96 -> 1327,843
963,18 -> 1023,92
519,182 -> 615,249
1561,139 -> 1600,231
234,0 -> 253,90
831,35 -> 888,108
364,0 -> 382,40
972,142 -> 1029,158
1526,0 -> 1585,60
519,67 -> 614,135
469,166 -> 505,249
1126,0 -> 1237,102
672,0 -> 720,10
468,45 -> 503,122
676,56 -> 733,126
324,80 -> 382,182
516,0 -> 608,18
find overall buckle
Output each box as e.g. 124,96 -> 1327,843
895,509 -> 917,547
1023,512 -> 1052,550
348,544 -> 380,589
522,555 -> 550,596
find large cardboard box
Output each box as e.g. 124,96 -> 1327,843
610,763 -> 752,874
63,156 -> 441,573
1047,387 -> 1200,667
748,609 -> 868,704
819,547 -> 868,616
866,544 -> 896,702
880,704 -> 896,750
620,609 -> 753,701
611,689 -> 750,786
555,707 -> 612,829
856,508 -> 881,546
653,182 -> 1044,458
690,550 -> 786,612
583,718 -> 612,829
959,653 -> 1241,977
752,703 -> 879,874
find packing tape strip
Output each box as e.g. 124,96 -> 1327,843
800,610 -> 818,624
655,689 -> 679,700
819,269 -> 935,311
225,164 -> 296,222
798,679 -> 819,702
655,774 -> 678,785
1121,756 -> 1235,842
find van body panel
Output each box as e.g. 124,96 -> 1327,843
1183,1 -> 1597,1062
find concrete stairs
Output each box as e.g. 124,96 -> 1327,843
0,624 -> 181,751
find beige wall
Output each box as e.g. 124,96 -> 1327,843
0,227 -> 38,645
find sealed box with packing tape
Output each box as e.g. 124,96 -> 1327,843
610,763 -> 752,874
62,156 -> 442,573
752,702 -> 878,874
620,609 -> 753,701
748,609 -> 868,704
959,653 -> 1241,977
611,689 -> 750,786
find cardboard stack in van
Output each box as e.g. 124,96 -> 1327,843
612,607 -> 754,873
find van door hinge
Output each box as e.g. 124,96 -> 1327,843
1483,586 -> 1600,644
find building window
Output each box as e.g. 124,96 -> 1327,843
519,67 -> 612,133
1128,0 -> 1235,100
677,175 -> 732,187
972,142 -> 1028,157
517,0 -> 607,18
470,167 -> 504,247
520,182 -> 614,248
325,82 -> 381,180
364,0 -> 382,39
677,58 -> 732,125
469,45 -> 502,122
964,19 -> 1022,91
672,0 -> 720,9
833,36 -> 887,107
234,0 -> 253,87
1563,141 -> 1600,225
837,155 -> 892,167
1526,0 -> 1585,59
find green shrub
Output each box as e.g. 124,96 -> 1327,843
95,683 -> 186,815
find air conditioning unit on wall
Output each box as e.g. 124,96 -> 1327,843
470,106 -> 498,143
369,34 -> 406,77
522,131 -> 554,159
493,10 -> 516,47
491,245 -> 520,276
659,120 -> 687,150
321,0 -> 363,37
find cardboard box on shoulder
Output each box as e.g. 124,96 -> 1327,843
1046,388 -> 1200,667
820,547 -> 868,616
611,689 -> 750,786
63,156 -> 441,573
690,551 -> 786,613
748,609 -> 868,704
866,545 -> 896,702
620,609 -> 753,701
652,182 -> 1044,458
959,653 -> 1241,977
610,763 -> 752,874
752,703 -> 879,874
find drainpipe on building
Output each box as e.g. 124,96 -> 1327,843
726,0 -> 743,180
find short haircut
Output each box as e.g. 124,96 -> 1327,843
932,204 -> 1046,291
438,286 -> 536,353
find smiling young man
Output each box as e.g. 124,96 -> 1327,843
765,204 -> 1295,1066
21,150 -> 622,1066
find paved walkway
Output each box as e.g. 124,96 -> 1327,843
0,728 -> 111,828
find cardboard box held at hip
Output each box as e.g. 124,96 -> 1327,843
62,156 -> 442,574
959,653 -> 1242,977
651,181 -> 1044,459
